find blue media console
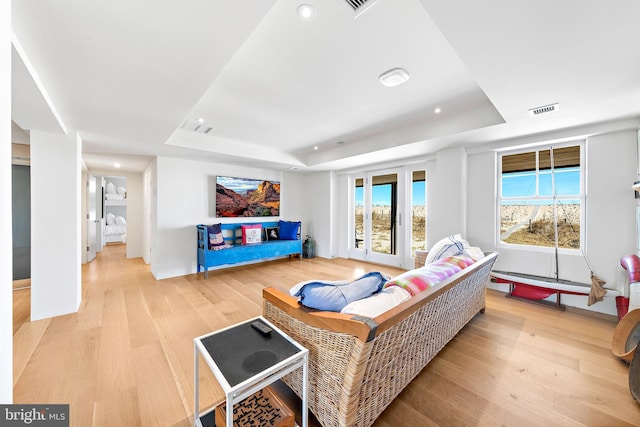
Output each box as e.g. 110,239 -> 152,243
196,222 -> 302,278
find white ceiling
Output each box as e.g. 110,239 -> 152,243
10,0 -> 640,173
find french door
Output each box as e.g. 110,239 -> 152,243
349,166 -> 426,269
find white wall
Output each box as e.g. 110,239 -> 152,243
31,130 -> 82,320
142,163 -> 154,264
336,174 -> 350,259
151,156 -> 307,279
465,151 -> 496,251
87,169 -> 144,259
427,146 -> 467,247
305,171 -> 335,259
281,170 -> 308,237
585,130 -> 637,289
466,128 -> 638,316
1,0 -> 13,402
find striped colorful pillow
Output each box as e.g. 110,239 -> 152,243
384,255 -> 475,296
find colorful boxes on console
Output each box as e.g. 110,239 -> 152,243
215,386 -> 294,427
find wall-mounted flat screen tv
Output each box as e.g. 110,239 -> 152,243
216,176 -> 280,217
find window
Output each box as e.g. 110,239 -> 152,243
498,144 -> 583,250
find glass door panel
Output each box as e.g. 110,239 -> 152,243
367,170 -> 402,266
410,170 -> 426,257
371,174 -> 397,255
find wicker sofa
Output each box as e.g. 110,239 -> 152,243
262,251 -> 498,427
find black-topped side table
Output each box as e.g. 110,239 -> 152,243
194,316 -> 308,427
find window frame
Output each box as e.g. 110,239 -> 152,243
496,141 -> 586,254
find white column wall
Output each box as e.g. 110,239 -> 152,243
31,130 -> 82,320
466,151 -> 496,250
281,170 -> 308,236
336,173 -> 350,259
305,171 -> 334,259
0,0 -> 13,403
427,147 -> 467,247
142,164 -> 154,264
584,130 -> 637,293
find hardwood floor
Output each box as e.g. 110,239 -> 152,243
12,245 -> 640,426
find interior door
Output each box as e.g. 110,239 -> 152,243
86,175 -> 98,261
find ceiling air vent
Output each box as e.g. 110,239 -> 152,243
341,0 -> 378,17
181,119 -> 213,134
528,103 -> 560,117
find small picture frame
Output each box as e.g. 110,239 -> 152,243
265,227 -> 279,241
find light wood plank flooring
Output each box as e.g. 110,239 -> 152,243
12,245 -> 640,426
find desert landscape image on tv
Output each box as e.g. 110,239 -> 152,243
215,176 -> 280,217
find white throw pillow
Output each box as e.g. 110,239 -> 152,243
117,186 -> 126,195
106,212 -> 115,225
464,246 -> 485,261
115,215 -> 127,226
424,234 -> 469,264
340,286 -> 411,318
106,182 -> 116,194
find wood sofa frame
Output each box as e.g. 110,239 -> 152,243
263,251 -> 498,427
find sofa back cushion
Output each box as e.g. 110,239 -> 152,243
340,285 -> 411,318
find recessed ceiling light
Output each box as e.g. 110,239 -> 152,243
114,163 -> 121,168
197,117 -> 204,123
434,107 -> 442,114
378,68 -> 410,87
297,4 -> 316,20
336,141 -> 345,145
314,146 -> 319,150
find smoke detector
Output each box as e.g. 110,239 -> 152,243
378,68 -> 410,87
528,103 -> 559,117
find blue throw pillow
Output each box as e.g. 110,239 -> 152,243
279,220 -> 301,240
289,271 -> 389,311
